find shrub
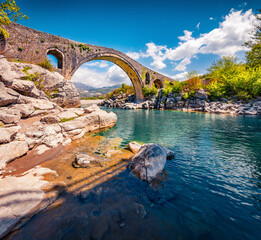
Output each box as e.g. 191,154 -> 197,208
22,72 -> 44,90
41,39 -> 45,43
37,59 -> 54,72
142,84 -> 158,98
18,46 -> 22,51
22,66 -> 32,74
206,56 -> 261,100
106,83 -> 135,99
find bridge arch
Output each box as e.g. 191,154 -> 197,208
154,79 -> 163,89
70,52 -> 144,101
47,48 -> 64,69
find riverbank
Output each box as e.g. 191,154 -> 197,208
101,90 -> 261,115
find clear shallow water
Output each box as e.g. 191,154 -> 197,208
9,109 -> 261,240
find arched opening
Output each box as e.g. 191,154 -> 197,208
47,49 -> 63,69
145,72 -> 150,85
0,34 -> 6,52
154,79 -> 163,89
70,53 -> 144,101
71,60 -> 136,101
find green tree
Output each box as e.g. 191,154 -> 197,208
0,0 -> 28,38
245,9 -> 261,68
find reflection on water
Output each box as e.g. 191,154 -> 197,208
8,109 -> 261,240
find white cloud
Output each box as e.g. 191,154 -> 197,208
178,30 -> 194,42
172,72 -> 188,81
127,9 -> 255,72
209,17 -> 213,20
196,22 -> 200,29
174,58 -> 191,71
85,61 -> 109,68
126,51 -> 141,60
99,62 -> 109,68
72,64 -> 131,88
85,62 -> 99,67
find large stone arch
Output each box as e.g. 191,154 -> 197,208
70,52 -> 144,101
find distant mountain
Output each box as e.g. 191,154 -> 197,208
73,82 -> 94,91
74,82 -> 122,98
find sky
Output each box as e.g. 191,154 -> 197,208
17,0 -> 260,87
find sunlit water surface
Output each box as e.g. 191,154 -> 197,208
9,109 -> 261,240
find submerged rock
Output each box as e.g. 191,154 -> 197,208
73,153 -> 96,168
130,143 -> 174,182
128,141 -> 142,154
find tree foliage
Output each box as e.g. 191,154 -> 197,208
0,0 -> 28,38
245,9 -> 261,68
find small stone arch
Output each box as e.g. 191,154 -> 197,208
0,34 -> 6,52
145,72 -> 150,85
154,79 -> 163,89
47,48 -> 63,69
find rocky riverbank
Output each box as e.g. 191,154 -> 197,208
101,90 -> 261,115
0,57 -> 118,238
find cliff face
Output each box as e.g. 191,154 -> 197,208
0,56 -> 80,108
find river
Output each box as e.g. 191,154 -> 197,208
7,109 -> 261,240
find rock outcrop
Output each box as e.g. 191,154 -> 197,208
0,56 -> 117,174
0,56 -> 80,108
130,143 -> 174,182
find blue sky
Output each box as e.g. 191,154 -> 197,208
18,0 -> 260,87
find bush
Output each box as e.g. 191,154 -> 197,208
142,84 -> 158,98
206,56 -> 261,100
106,83 -> 135,99
37,59 -> 54,72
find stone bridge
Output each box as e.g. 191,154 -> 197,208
0,23 -> 174,101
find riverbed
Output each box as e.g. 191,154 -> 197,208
6,109 -> 261,240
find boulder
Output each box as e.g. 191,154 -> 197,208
59,118 -> 86,132
84,104 -> 100,113
0,82 -> 18,107
10,103 -> 35,118
165,98 -> 175,109
42,133 -> 63,148
41,124 -> 63,148
128,141 -> 142,154
98,110 -> 117,128
0,126 -> 20,144
0,141 -> 29,169
130,144 -> 174,182
57,110 -> 78,120
194,89 -> 208,100
72,153 -> 96,168
40,115 -> 60,124
0,109 -> 21,124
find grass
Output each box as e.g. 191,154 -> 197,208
81,96 -> 105,100
60,117 -> 75,122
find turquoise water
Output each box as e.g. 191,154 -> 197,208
9,109 -> 261,240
